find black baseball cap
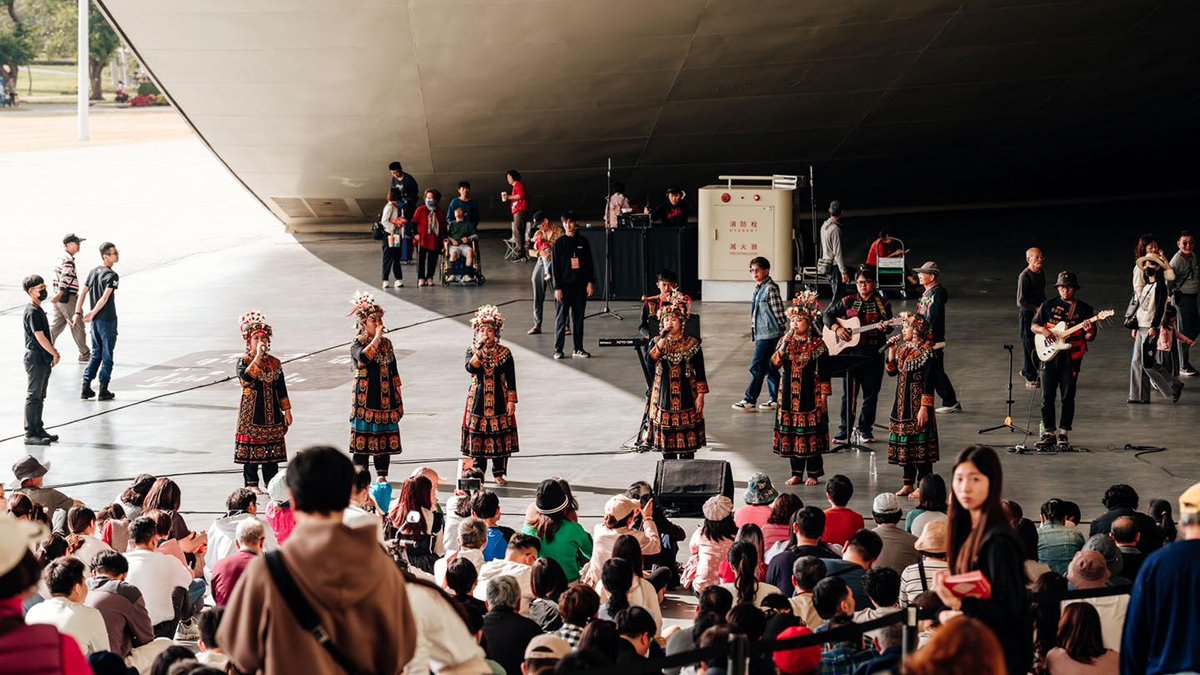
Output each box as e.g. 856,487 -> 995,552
63,233 -> 85,245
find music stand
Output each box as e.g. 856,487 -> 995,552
826,354 -> 877,476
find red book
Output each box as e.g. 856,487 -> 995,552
942,571 -> 992,600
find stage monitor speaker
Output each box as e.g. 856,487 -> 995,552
653,459 -> 733,518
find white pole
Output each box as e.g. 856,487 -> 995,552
77,0 -> 89,141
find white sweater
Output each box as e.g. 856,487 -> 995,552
124,549 -> 193,625
24,597 -> 111,654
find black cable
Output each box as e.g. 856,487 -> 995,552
1,298 -> 527,444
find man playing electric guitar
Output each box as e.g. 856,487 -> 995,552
1031,271 -> 1097,451
822,265 -> 894,443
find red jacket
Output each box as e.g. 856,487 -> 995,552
0,597 -> 91,675
412,205 -> 446,251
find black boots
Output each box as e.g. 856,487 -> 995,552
99,385 -> 115,401
81,383 -> 96,399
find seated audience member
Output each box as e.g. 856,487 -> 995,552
911,591 -> 947,648
263,473 -> 295,545
117,474 -> 156,521
443,469 -> 483,553
788,555 -> 826,630
1082,535 -> 1130,586
823,475 -> 865,549
388,474 -> 444,571
904,616 -> 1007,674
1032,571 -> 1068,670
1064,551 -> 1128,652
482,575 -> 543,675
0,513 -> 91,672
475,533 -> 540,614
523,633 -> 571,674
444,557 -> 488,619
760,592 -> 799,641
664,586 -> 733,675
11,455 -> 83,525
900,520 -> 949,604
597,558 -> 635,623
681,495 -> 736,594
524,479 -> 592,583
1109,516 -> 1145,581
719,524 -> 767,584
95,504 -> 130,554
585,494 -> 661,586
25,557 -> 110,654
65,506 -> 113,569
812,576 -> 873,673
763,493 -> 802,554
529,557 -> 568,632
726,603 -> 774,674
601,534 -> 665,632
343,467 -> 385,541
1062,500 -> 1083,530
473,490 -> 515,562
147,645 -> 194,675
142,477 -> 203,553
1089,484 -> 1164,555
1047,603 -> 1119,674
85,550 -> 171,673
556,582 -> 601,648
854,567 -> 902,649
1015,514 -> 1053,583
626,481 -> 688,579
217,446 -> 418,675
403,567 -> 490,675
905,474 -> 948,537
694,624 -> 733,675
857,622 -> 903,674
209,518 -> 265,606
766,506 -> 840,596
720,541 -> 780,608
194,607 -> 228,670
735,473 -> 778,529
1147,497 -> 1177,544
446,208 -> 479,279
123,516 -> 193,637
434,517 -> 487,586
1039,498 -> 1085,576
614,606 -> 658,664
824,529 -> 883,609
577,618 -> 622,660
870,492 -> 919,573
204,488 -> 278,580
772,625 -> 822,675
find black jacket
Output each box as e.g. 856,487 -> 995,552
1089,506 -> 1164,555
482,608 -> 542,675
959,526 -> 1032,675
551,234 -> 596,289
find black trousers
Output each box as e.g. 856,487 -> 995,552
930,349 -> 959,406
789,456 -> 824,479
1040,354 -> 1078,432
1178,293 -> 1198,369
839,353 -> 884,436
242,462 -> 278,487
381,246 -> 404,281
24,356 -> 51,437
1019,308 -> 1038,383
902,462 -> 934,486
353,453 -> 391,477
418,249 -> 439,280
474,455 -> 509,477
554,286 -> 587,352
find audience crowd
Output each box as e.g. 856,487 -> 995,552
2,442 -> 1197,675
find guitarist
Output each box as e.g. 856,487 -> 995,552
1031,271 -> 1097,450
823,265 -> 894,443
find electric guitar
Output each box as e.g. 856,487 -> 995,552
1035,309 -> 1114,362
821,316 -> 903,355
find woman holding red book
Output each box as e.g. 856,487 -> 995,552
934,445 -> 1032,675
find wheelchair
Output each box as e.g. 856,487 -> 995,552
442,238 -> 485,286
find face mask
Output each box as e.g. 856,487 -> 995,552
425,199 -> 435,208
37,289 -> 48,301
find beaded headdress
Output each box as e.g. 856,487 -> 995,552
348,290 -> 384,324
238,311 -> 272,343
471,304 -> 504,334
656,290 -> 692,321
786,290 -> 821,322
901,311 -> 934,346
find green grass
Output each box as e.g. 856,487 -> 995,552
13,63 -> 126,100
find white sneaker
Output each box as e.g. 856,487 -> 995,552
758,400 -> 779,410
935,402 -> 963,414
731,400 -> 758,412
462,275 -> 474,283
174,617 -> 200,642
394,280 -> 403,288
381,281 -> 389,289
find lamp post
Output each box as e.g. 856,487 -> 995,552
77,0 -> 89,141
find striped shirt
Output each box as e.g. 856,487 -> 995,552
899,557 -> 949,605
53,252 -> 80,297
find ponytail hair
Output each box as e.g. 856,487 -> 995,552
729,541 -> 758,605
601,557 -> 634,617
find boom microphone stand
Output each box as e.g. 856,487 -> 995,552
588,157 -> 623,321
978,344 -> 1034,436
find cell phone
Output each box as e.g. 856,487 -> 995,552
457,477 -> 481,493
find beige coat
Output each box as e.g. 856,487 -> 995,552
218,519 -> 417,675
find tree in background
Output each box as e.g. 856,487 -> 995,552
2,0 -> 122,100
0,0 -> 36,91
87,4 -> 117,100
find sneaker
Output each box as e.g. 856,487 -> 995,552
553,351 -> 565,360
24,436 -> 51,446
935,402 -> 963,414
860,431 -> 877,443
462,276 -> 474,283
174,617 -> 200,642
78,353 -> 91,363
38,432 -> 59,443
527,325 -> 542,335
832,433 -> 849,444
81,384 -> 96,400
394,280 -> 404,288
1181,366 -> 1197,377
1035,432 -> 1056,450
758,400 -> 779,410
572,350 -> 591,359
1024,380 -> 1039,389
1056,432 -> 1070,450
381,281 -> 389,289
731,400 -> 758,412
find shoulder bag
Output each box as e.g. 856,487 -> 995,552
264,551 -> 368,675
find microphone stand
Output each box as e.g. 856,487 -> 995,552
588,156 -> 623,320
978,344 -> 1034,436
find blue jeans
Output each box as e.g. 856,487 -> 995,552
743,337 -> 780,403
83,318 -> 118,386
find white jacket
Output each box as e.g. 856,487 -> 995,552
203,512 -> 278,580
403,582 -> 488,675
24,597 -> 111,654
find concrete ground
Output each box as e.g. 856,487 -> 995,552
2,113 -> 1197,623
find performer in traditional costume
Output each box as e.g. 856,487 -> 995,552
771,291 -> 832,486
235,311 -> 291,492
884,312 -> 940,496
647,290 -> 708,459
462,305 -> 519,485
348,291 -> 403,481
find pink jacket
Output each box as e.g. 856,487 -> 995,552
266,501 -> 296,544
681,529 -> 733,594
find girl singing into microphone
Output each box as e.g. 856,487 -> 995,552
234,311 -> 292,493
885,312 -> 940,496
770,291 -> 832,486
646,290 -> 708,459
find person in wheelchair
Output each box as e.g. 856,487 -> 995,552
445,208 -> 479,282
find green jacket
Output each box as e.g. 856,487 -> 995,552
522,520 -> 592,582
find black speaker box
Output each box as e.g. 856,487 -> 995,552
653,459 -> 734,518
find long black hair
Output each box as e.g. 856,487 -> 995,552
701,515 -> 738,543
728,541 -> 759,605
601,557 -> 634,617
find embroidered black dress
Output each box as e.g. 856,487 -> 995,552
349,336 -> 403,455
771,338 -> 832,460
461,345 -> 519,458
647,335 -> 708,456
885,343 -> 939,477
235,354 -> 290,464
